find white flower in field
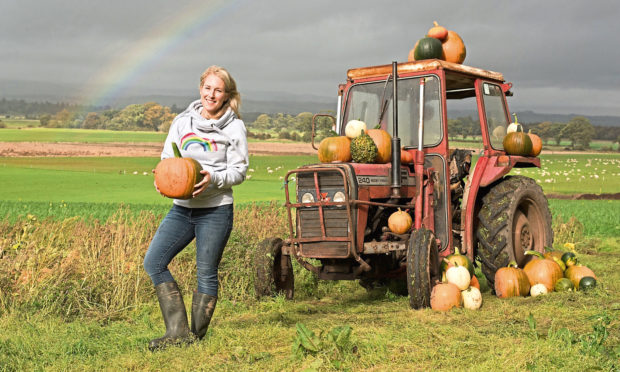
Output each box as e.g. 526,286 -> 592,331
276,166 -> 282,170
279,176 -> 284,180
133,171 -> 138,175
246,175 -> 252,180
143,172 -> 148,176
594,174 -> 599,179
268,169 -> 274,173
566,177 -> 570,181
249,168 -> 255,172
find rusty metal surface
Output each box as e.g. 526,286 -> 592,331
347,60 -> 504,82
362,241 -> 406,254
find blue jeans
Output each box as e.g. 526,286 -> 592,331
143,203 -> 234,296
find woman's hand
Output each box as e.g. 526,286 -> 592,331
192,170 -> 212,198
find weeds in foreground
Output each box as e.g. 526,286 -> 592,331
0,202 -> 300,319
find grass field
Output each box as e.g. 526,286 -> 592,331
1,129 -> 619,370
0,202 -> 618,371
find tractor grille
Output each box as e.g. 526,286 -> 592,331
299,208 -> 349,238
293,168 -> 353,259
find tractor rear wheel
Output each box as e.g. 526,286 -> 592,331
476,176 -> 553,287
407,228 -> 440,309
253,238 -> 294,300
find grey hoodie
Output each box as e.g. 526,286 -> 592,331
161,99 -> 248,208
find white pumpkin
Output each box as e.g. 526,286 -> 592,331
506,122 -> 520,133
446,265 -> 471,291
462,286 -> 482,310
530,283 -> 548,297
345,120 -> 367,139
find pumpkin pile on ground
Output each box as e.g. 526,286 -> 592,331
432,249 -> 482,311
494,249 -> 598,299
408,21 -> 466,64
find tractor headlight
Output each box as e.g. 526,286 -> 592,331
333,191 -> 346,202
301,192 -> 315,203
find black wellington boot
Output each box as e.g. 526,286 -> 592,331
191,291 -> 218,340
148,281 -> 192,351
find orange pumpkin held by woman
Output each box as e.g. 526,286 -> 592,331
154,142 -> 204,200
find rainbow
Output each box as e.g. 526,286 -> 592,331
181,132 -> 217,152
80,0 -> 246,108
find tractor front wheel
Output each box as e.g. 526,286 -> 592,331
476,176 -> 553,287
253,238 -> 294,300
407,228 -> 440,309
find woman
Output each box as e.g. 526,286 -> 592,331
143,65 -> 248,351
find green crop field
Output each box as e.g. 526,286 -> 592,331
0,154 -> 315,205
509,153 -> 620,194
1,134 -> 619,370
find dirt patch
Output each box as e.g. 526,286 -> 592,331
0,141 -> 317,157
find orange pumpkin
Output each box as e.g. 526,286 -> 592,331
528,130 -> 543,157
565,265 -> 596,289
367,128 -> 392,163
494,262 -> 530,298
430,282 -> 462,311
441,30 -> 466,64
388,208 -> 412,234
470,275 -> 480,290
523,251 -> 564,292
401,148 -> 413,164
154,142 -> 204,200
427,21 -> 448,41
318,136 -> 352,163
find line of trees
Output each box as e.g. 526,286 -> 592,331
2,98 -> 620,149
37,103 -> 177,132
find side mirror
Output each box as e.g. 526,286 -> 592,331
311,114 -> 336,150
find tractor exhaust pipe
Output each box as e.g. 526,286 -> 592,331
390,61 -> 401,198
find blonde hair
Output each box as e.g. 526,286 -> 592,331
199,65 -> 241,119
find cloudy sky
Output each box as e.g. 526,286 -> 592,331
1,0 -> 620,115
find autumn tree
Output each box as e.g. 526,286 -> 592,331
560,116 -> 595,149
82,112 -> 103,129
143,102 -> 175,131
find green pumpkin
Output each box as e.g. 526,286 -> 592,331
414,37 -> 443,60
554,278 -> 574,292
579,276 -> 597,291
561,252 -> 577,267
502,125 -> 533,156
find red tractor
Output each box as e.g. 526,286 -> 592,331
253,59 -> 553,308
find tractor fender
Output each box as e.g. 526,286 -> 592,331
460,155 -> 540,261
